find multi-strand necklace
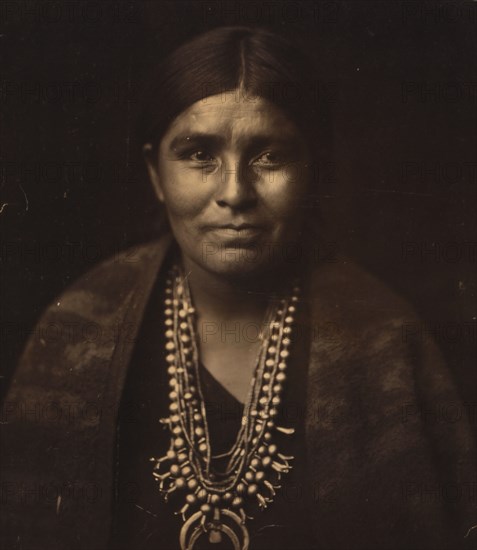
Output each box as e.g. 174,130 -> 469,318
150,263 -> 300,550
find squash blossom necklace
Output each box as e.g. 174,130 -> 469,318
150,263 -> 300,550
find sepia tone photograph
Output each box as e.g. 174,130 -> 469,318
1,1 -> 476,549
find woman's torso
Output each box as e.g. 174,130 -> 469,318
109,254 -> 317,550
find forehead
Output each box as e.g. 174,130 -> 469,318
161,91 -> 302,145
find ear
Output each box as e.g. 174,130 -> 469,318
143,143 -> 164,202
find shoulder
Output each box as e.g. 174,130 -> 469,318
32,234 -> 172,337
304,257 -> 428,399
304,258 -> 477,550
307,257 -> 417,335
7,236 -> 171,394
52,236 -> 171,322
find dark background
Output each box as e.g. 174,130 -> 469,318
1,1 -> 476,430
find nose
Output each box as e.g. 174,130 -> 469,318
215,157 -> 257,210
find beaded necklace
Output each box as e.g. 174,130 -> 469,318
150,263 -> 300,550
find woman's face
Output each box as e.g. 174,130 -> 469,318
145,90 -> 311,278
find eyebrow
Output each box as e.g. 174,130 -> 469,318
169,132 -> 301,152
243,135 -> 302,151
169,133 -> 225,152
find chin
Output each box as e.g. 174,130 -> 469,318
202,252 -> 270,278
199,240 -> 301,282
180,232 -> 303,279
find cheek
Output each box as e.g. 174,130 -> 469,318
259,165 -> 309,219
158,164 -> 212,219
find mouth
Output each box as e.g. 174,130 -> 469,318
204,223 -> 265,243
218,223 -> 261,230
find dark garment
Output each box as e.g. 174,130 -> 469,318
109,260 -> 316,549
2,235 -> 476,550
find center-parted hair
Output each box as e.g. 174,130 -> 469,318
138,26 -> 332,240
138,26 -> 332,164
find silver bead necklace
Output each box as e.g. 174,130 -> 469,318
150,263 -> 300,550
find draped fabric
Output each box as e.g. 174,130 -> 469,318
1,235 -> 475,550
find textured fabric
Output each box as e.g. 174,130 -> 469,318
1,235 -> 476,550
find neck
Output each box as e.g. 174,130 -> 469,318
180,255 -> 290,323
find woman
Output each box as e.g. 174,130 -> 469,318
2,27 -> 475,550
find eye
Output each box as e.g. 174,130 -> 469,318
189,150 -> 215,163
253,151 -> 286,167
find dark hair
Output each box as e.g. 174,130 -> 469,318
138,26 -> 332,164
138,26 -> 332,241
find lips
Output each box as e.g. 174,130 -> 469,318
214,223 -> 261,230
204,222 -> 265,244
205,221 -> 264,231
